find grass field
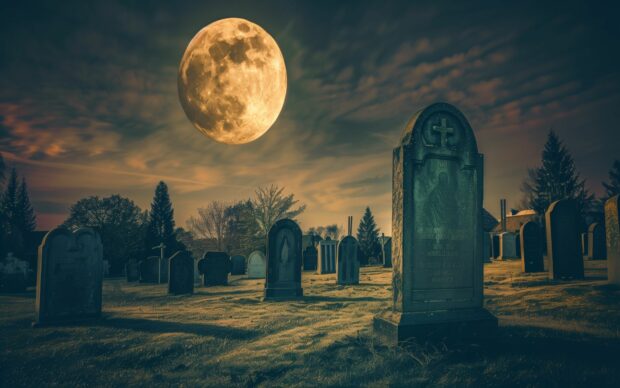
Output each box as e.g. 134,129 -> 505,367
1,260 -> 620,387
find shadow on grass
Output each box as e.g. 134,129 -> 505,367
301,295 -> 384,303
0,290 -> 35,299
94,317 -> 258,339
193,289 -> 258,297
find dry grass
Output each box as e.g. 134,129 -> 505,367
1,261 -> 620,387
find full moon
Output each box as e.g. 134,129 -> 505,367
178,18 -> 287,144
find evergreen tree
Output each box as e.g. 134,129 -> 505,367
522,131 -> 593,227
16,177 -> 36,236
356,207 -> 381,265
602,159 -> 620,200
1,168 -> 22,255
145,181 -> 179,258
0,152 -> 5,190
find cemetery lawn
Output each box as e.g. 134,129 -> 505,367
2,261 -> 620,387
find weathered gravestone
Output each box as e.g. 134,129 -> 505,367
302,246 -> 318,271
587,222 -> 607,260
264,218 -> 303,299
520,221 -> 544,272
35,228 -> 103,326
337,236 -> 360,285
125,259 -> 139,282
247,250 -> 266,279
168,251 -> 194,295
605,195 -> 620,284
317,240 -> 337,274
230,255 -> 246,275
197,252 -> 230,286
499,232 -> 518,259
491,234 -> 500,259
482,232 -> 491,263
546,199 -> 584,279
373,102 -> 496,344
139,256 -> 160,283
382,237 -> 393,268
581,233 -> 589,256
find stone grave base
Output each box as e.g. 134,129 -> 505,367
373,308 -> 497,345
32,312 -> 102,328
263,287 -> 303,300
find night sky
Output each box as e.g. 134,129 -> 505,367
1,0 -> 619,233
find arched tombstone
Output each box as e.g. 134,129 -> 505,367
546,199 -> 584,279
317,240 -> 337,274
605,195 -> 620,284
373,102 -> 496,344
34,227 -> 103,326
247,251 -> 266,279
197,252 -> 230,286
337,236 -> 360,285
168,251 -> 194,295
520,221 -> 544,272
230,255 -> 246,275
264,218 -> 303,299
587,223 -> 607,260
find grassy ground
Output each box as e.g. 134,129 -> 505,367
1,260 -> 620,387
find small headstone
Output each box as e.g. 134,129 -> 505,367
35,228 -> 103,325
230,255 -> 246,275
499,232 -> 518,259
587,222 -> 607,260
581,232 -> 589,256
520,221 -> 544,272
373,102 -> 496,344
139,256 -> 160,283
491,234 -> 500,259
317,240 -> 337,274
546,199 -> 584,279
198,252 -> 230,286
168,251 -> 194,295
125,259 -> 139,282
382,237 -> 392,268
605,195 -> 620,284
264,218 -> 303,299
247,251 -> 266,279
302,246 -> 318,270
0,253 -> 29,292
337,236 -> 360,285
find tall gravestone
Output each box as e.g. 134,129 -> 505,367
168,251 -> 194,295
337,236 -> 360,285
264,218 -> 303,299
139,256 -> 160,283
491,234 -> 500,259
35,228 -> 103,326
499,232 -> 518,259
317,240 -> 337,274
247,251 -> 266,279
605,195 -> 620,284
546,199 -> 584,279
382,237 -> 392,268
230,255 -> 246,275
520,221 -> 544,272
302,246 -> 318,271
198,252 -> 230,286
587,223 -> 607,260
374,102 -> 496,344
125,259 -> 139,282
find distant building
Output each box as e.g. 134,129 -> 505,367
493,209 -> 538,233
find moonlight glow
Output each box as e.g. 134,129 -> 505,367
178,18 -> 287,144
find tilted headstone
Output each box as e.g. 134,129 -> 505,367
605,195 -> 620,284
337,236 -> 360,285
587,222 -> 607,260
35,228 -> 103,325
374,102 -> 496,344
302,246 -> 318,271
581,232 -> 589,256
125,259 -> 139,282
520,221 -> 544,272
317,240 -> 337,274
499,232 -> 518,259
197,252 -> 230,286
546,199 -> 584,279
382,237 -> 392,268
247,250 -> 266,279
139,256 -> 160,283
482,232 -> 491,263
230,255 -> 246,275
491,234 -> 500,259
264,218 -> 303,299
168,250 -> 194,295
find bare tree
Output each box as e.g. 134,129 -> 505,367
252,184 -> 305,240
187,201 -> 229,251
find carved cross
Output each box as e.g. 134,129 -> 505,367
432,118 -> 454,148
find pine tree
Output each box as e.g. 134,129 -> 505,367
602,159 -> 620,200
524,131 -> 593,227
145,181 -> 179,258
16,177 -> 36,235
0,152 -> 5,190
356,207 -> 381,265
0,168 -> 22,255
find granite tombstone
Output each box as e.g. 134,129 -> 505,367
168,251 -> 194,295
125,259 -> 139,282
337,236 -> 360,285
605,195 -> 620,284
373,102 -> 496,344
247,250 -> 266,279
520,221 -> 544,272
317,239 -> 337,274
230,255 -> 246,275
546,199 -> 584,279
587,222 -> 607,260
139,256 -> 160,283
264,218 -> 303,299
35,228 -> 103,325
198,252 -> 230,286
302,246 -> 318,271
499,232 -> 518,259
